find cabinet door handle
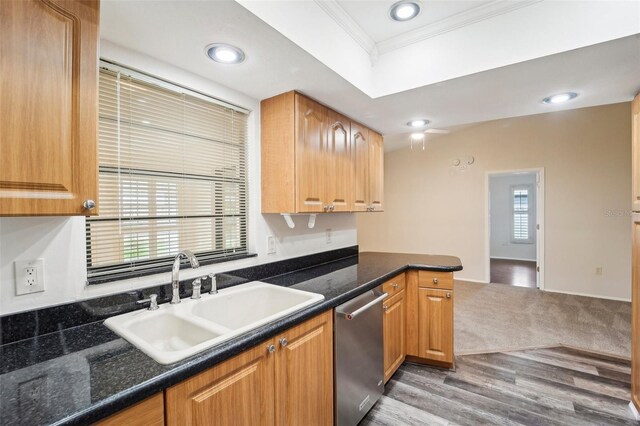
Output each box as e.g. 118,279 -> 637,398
446,292 -> 451,299
267,344 -> 276,353
383,305 -> 388,311
83,199 -> 96,210
433,278 -> 439,285
279,338 -> 288,347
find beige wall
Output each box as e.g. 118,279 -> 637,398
357,103 -> 632,300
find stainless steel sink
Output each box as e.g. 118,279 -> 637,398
104,282 -> 324,364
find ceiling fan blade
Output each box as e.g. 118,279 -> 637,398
425,128 -> 450,134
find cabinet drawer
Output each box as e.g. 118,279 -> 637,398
382,273 -> 406,297
418,270 -> 453,290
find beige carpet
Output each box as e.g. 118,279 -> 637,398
454,280 -> 632,358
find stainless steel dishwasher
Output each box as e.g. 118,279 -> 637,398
334,287 -> 388,426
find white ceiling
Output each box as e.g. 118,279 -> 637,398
337,0 -> 493,43
238,0 -> 640,97
100,0 -> 640,152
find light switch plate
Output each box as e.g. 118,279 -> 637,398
267,236 -> 276,254
15,259 -> 45,295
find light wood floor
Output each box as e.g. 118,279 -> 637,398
490,258 -> 537,288
361,346 -> 638,426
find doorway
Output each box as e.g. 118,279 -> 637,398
486,169 -> 544,289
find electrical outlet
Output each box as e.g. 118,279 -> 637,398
267,236 -> 276,254
595,266 -> 603,276
326,229 -> 332,244
15,259 -> 45,295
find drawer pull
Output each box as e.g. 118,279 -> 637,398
433,278 -> 439,285
383,305 -> 388,311
446,292 -> 451,299
267,344 -> 276,353
279,338 -> 288,347
391,283 -> 398,288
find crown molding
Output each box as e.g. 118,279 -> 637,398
376,0 -> 543,55
313,0 -> 378,63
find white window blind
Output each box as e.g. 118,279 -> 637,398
86,64 -> 248,282
512,187 -> 530,242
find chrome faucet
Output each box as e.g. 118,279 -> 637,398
171,250 -> 200,304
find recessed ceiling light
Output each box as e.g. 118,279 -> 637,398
542,92 -> 578,104
407,119 -> 430,128
390,1 -> 421,21
205,43 -> 246,64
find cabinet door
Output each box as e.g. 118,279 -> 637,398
633,94 -> 640,212
0,0 -> 99,216
295,94 -> 327,213
165,342 -> 275,426
326,110 -> 352,212
275,311 -> 333,426
632,219 -> 640,412
351,122 -> 369,212
368,131 -> 384,212
383,290 -> 406,382
95,393 -> 164,426
418,288 -> 453,364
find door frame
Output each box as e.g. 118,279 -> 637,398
485,168 -> 545,289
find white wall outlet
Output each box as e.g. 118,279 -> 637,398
15,259 -> 45,295
267,235 -> 276,254
326,228 -> 332,244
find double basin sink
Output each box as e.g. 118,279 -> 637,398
105,282 -> 324,364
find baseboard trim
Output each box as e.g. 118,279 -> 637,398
455,344 -> 560,356
456,343 -> 630,360
490,256 -> 536,262
454,278 -> 489,284
543,288 -> 631,303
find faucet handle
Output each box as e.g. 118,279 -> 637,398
209,274 -> 218,295
136,294 -> 159,311
191,278 -> 202,300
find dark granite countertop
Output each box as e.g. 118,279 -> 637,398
0,252 -> 461,426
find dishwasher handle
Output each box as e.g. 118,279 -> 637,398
340,292 -> 388,320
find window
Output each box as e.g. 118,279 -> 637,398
512,185 -> 533,243
86,63 -> 249,283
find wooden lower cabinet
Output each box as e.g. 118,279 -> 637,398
275,311 -> 333,426
165,342 -> 275,426
94,393 -> 164,426
632,219 -> 640,412
404,270 -> 455,367
417,288 -> 454,364
383,289 -> 406,382
165,311 -> 333,426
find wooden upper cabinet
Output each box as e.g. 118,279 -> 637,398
368,131 -> 384,211
295,94 -> 328,213
632,93 -> 640,212
275,310 -> 333,426
165,342 -> 276,426
351,122 -> 369,212
326,110 -> 352,212
261,91 -> 382,214
0,0 -> 100,216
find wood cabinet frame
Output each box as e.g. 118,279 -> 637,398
1,0 -> 100,216
261,91 -> 383,214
